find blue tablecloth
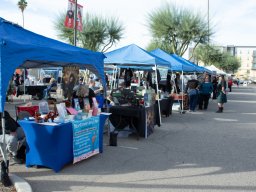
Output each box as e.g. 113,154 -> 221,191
18,114 -> 109,172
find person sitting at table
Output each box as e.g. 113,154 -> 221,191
72,84 -> 96,110
0,111 -> 26,164
43,78 -> 57,99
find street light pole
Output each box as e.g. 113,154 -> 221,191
206,0 -> 210,66
207,0 -> 210,44
73,0 -> 78,46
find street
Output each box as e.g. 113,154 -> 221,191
7,85 -> 256,192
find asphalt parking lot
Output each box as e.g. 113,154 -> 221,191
3,84 -> 256,192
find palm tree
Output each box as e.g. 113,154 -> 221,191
17,0 -> 28,27
147,3 -> 212,56
54,12 -> 124,52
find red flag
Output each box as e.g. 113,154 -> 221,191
64,0 -> 75,29
76,4 -> 83,32
64,0 -> 83,32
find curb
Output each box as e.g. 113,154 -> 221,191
9,174 -> 33,192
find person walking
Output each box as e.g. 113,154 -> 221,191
185,75 -> 200,112
228,78 -> 233,92
212,76 -> 218,99
236,78 -> 240,87
198,75 -> 213,110
216,75 -> 227,113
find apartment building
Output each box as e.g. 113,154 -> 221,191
224,45 -> 256,80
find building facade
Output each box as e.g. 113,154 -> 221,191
225,45 -> 256,81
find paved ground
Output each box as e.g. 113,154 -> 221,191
4,85 -> 256,192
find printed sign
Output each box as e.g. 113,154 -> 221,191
62,66 -> 79,100
72,116 -> 100,163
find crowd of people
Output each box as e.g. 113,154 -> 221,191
103,70 -> 232,114
2,68 -> 235,165
171,73 -> 229,113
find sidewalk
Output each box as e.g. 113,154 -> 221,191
4,85 -> 256,192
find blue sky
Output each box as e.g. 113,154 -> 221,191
1,0 -> 256,51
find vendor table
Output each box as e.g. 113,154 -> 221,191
109,105 -> 160,138
170,93 -> 188,110
18,114 -> 109,172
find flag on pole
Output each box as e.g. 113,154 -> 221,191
64,0 -> 75,29
76,4 -> 83,32
64,0 -> 83,31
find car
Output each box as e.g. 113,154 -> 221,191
239,79 -> 244,84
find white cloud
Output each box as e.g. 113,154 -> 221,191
1,0 -> 256,49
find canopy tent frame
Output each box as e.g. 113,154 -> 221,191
0,17 -> 105,184
104,44 -> 172,132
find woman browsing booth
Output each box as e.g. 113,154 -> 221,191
216,75 -> 227,113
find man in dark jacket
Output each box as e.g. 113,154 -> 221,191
185,76 -> 200,112
0,111 -> 25,164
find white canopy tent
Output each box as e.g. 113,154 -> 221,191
205,65 -> 226,75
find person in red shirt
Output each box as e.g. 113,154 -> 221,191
228,78 -> 233,92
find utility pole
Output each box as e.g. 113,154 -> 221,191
206,0 -> 210,66
208,0 -> 210,44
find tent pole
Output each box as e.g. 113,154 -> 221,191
23,69 -> 26,103
0,112 -> 11,186
112,67 -> 115,89
110,68 -> 113,91
154,65 -> 161,125
117,67 -> 121,88
181,71 -> 184,113
0,113 -> 7,163
114,67 -> 118,89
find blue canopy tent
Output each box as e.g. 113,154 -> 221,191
0,17 -> 105,181
171,54 -> 204,73
104,44 -> 170,67
151,48 -> 196,113
150,48 -> 195,72
104,44 -> 170,91
0,17 -> 106,112
104,44 -> 171,128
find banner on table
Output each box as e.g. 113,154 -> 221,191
64,0 -> 83,31
145,106 -> 155,138
72,116 -> 100,164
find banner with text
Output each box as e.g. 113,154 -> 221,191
72,116 -> 100,164
64,0 -> 83,31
